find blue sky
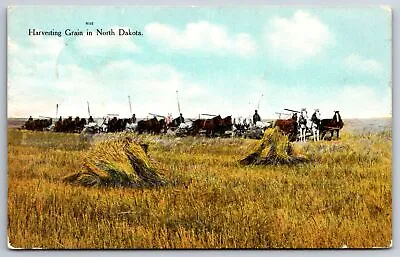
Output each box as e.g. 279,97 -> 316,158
7,6 -> 391,119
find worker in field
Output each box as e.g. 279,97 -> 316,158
166,113 -> 172,126
253,110 -> 261,125
179,113 -> 184,123
88,115 -> 94,123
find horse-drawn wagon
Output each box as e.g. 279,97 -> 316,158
273,108 -> 343,142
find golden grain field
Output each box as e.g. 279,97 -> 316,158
7,128 -> 392,249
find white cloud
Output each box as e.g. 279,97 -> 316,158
74,26 -> 139,55
234,33 -> 257,56
29,36 -> 64,56
9,34 -> 64,59
336,85 -> 391,118
344,54 -> 383,73
8,36 -> 20,53
265,11 -> 334,66
8,55 -> 208,118
292,84 -> 391,119
145,21 -> 257,56
230,78 -> 391,119
7,35 -> 209,118
8,36 -> 65,78
8,35 -> 390,119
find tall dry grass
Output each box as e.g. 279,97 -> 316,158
7,129 -> 391,248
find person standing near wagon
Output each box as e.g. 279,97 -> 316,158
179,113 -> 185,124
166,113 -> 172,126
253,110 -> 261,125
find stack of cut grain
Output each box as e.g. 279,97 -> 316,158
240,128 -> 307,165
64,137 -> 166,187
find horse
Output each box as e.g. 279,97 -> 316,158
158,119 -> 167,133
105,117 -> 131,133
320,111 -> 344,140
169,116 -> 185,128
54,116 -> 73,132
73,117 -> 87,133
310,110 -> 321,141
24,118 -> 52,131
136,117 -> 165,134
274,113 -> 298,142
191,118 -> 205,135
52,116 -> 86,133
115,118 -> 133,132
216,116 -> 233,135
233,121 -> 248,137
298,109 -> 308,142
54,117 -> 64,132
107,117 -> 119,133
192,115 -> 223,137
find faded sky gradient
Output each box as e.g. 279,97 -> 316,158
7,6 -> 392,119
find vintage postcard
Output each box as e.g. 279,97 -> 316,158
7,6 -> 392,249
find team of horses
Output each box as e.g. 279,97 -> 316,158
274,110 -> 344,142
136,115 -> 233,136
107,117 -> 135,133
192,115 -> 233,136
53,116 -> 87,133
23,118 -> 53,131
137,117 -> 167,134
23,116 -> 136,134
22,110 -> 344,141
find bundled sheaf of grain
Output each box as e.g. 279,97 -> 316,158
64,137 -> 166,187
240,128 -> 307,165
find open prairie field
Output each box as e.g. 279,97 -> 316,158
7,120 -> 392,249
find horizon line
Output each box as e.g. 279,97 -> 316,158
7,116 -> 393,120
